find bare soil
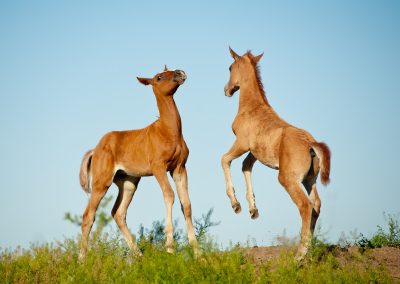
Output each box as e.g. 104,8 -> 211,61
243,246 -> 400,281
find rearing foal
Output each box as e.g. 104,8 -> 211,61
78,67 -> 198,259
222,48 -> 331,260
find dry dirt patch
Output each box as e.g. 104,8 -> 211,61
243,246 -> 400,281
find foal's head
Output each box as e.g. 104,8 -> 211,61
224,47 -> 264,97
137,66 -> 186,96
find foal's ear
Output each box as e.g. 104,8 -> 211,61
229,46 -> 240,60
164,65 -> 169,71
253,52 -> 264,63
137,77 -> 152,86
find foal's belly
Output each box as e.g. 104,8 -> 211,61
252,150 -> 279,170
115,162 -> 153,177
250,129 -> 282,170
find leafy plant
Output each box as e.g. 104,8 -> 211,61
136,208 -> 220,252
369,213 -> 400,248
194,208 -> 221,241
64,195 -> 114,234
356,213 -> 400,249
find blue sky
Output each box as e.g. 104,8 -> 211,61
1,1 -> 399,249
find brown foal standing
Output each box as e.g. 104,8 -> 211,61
78,66 -> 198,260
222,48 -> 331,260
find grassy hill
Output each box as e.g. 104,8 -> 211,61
1,207 -> 399,283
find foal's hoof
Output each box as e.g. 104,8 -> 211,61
250,208 -> 259,219
78,252 -> 86,263
193,247 -> 202,259
295,245 -> 308,262
295,253 -> 306,263
232,202 -> 242,214
133,249 -> 143,258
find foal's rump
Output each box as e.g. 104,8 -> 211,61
279,127 -> 331,186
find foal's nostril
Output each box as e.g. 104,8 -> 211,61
174,70 -> 185,76
174,70 -> 186,81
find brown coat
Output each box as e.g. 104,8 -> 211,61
222,48 -> 331,260
78,67 -> 198,260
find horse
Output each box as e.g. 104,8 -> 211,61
222,48 -> 331,260
78,66 -> 198,260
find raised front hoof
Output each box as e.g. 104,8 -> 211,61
232,202 -> 242,214
166,247 -> 174,254
249,208 -> 259,219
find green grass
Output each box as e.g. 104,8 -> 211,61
1,211 -> 398,283
0,233 -> 393,283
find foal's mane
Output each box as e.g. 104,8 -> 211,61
246,51 -> 270,107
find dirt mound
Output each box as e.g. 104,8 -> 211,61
369,247 -> 400,280
243,246 -> 400,280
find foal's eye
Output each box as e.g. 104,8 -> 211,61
157,75 -> 163,81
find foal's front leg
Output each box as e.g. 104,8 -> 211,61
153,167 -> 175,253
172,166 -> 199,255
221,140 -> 248,213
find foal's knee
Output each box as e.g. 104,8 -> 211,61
180,202 -> 192,218
111,210 -> 125,226
81,207 -> 93,228
299,198 -> 313,216
221,155 -> 231,169
164,189 -> 175,206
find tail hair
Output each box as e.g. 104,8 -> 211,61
311,142 -> 331,186
79,150 -> 94,193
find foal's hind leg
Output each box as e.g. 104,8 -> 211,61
302,156 -> 322,235
303,180 -> 321,235
221,140 -> 248,213
79,151 -> 114,260
112,176 -> 141,256
79,182 -> 110,260
242,152 -> 259,219
278,172 -> 313,260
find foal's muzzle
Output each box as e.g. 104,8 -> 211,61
173,70 -> 187,85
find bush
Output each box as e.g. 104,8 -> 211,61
356,213 -> 400,249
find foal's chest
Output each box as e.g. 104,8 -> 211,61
231,114 -> 249,136
166,141 -> 188,169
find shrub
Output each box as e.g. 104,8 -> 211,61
356,213 -> 400,248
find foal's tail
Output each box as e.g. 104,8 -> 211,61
79,149 -> 94,194
311,142 -> 331,186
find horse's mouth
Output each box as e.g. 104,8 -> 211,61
230,85 -> 239,95
174,77 -> 186,85
225,85 -> 239,97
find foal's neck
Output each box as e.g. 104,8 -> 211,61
238,73 -> 270,113
155,94 -> 182,135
